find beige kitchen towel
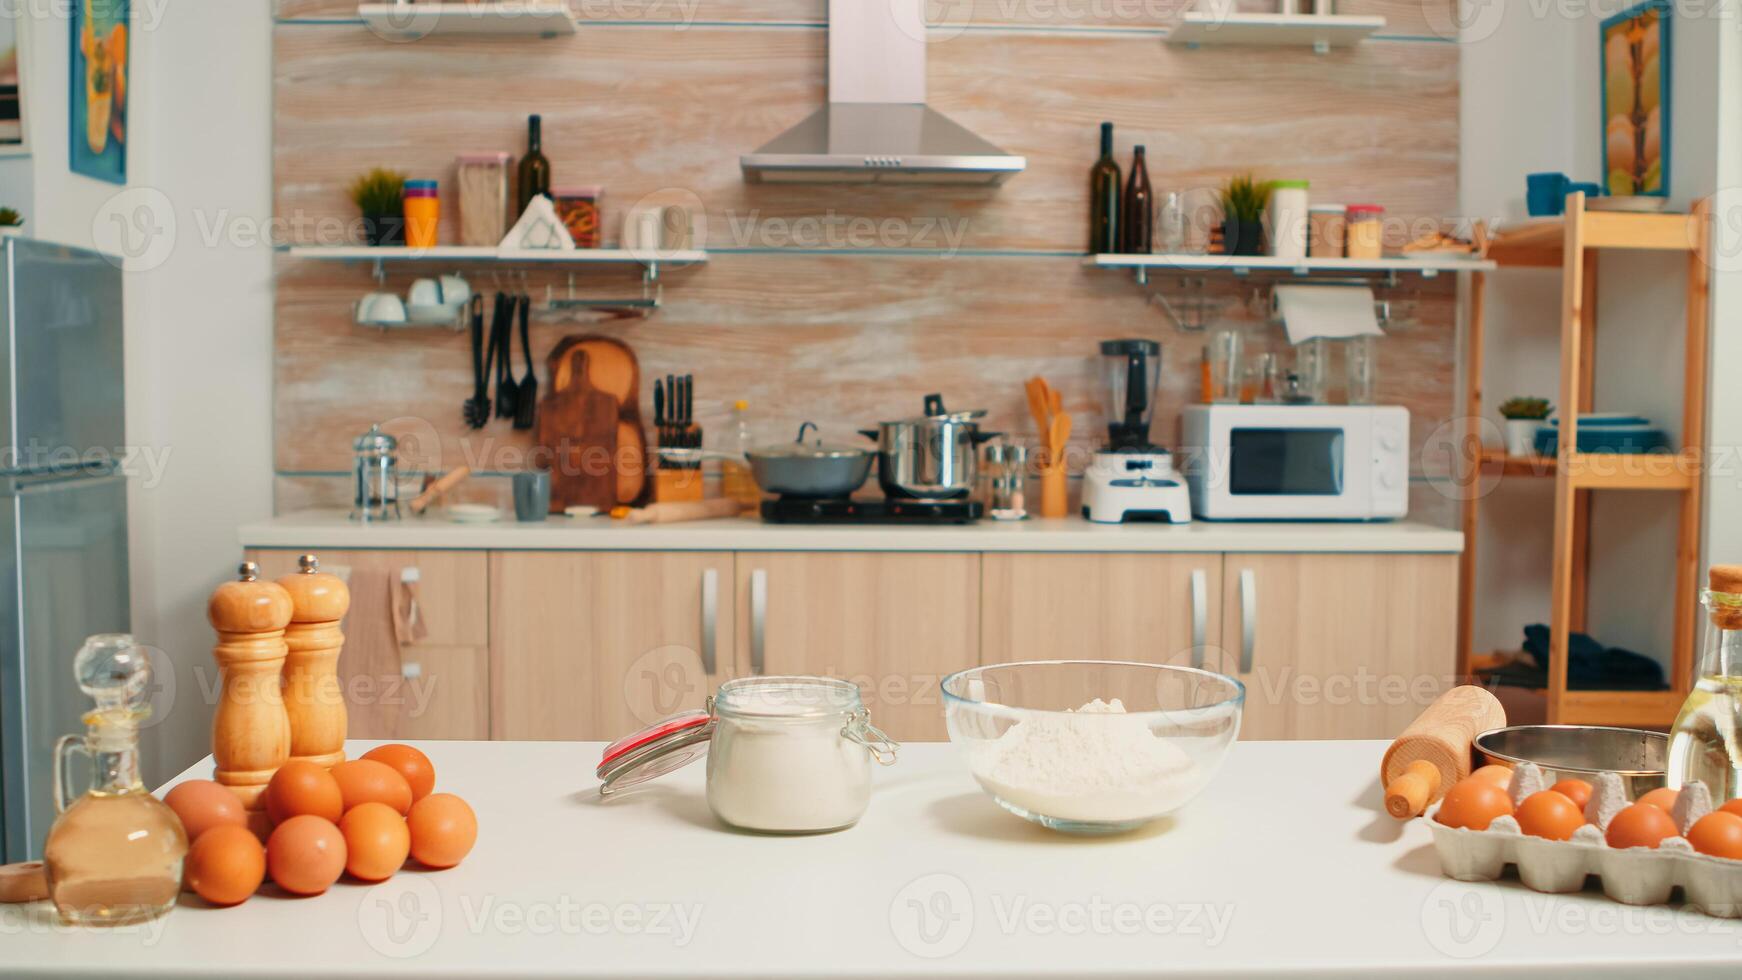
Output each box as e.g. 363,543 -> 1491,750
391,570 -> 430,647
341,567 -> 401,738
1274,285 -> 1384,345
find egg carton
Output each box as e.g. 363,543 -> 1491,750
1423,763 -> 1742,917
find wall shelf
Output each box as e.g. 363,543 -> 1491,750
357,3 -> 578,39
285,245 -> 706,284
1087,252 -> 1494,285
1162,11 -> 1385,52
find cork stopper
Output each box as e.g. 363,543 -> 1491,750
277,554 -> 351,624
208,562 -> 294,633
1710,565 -> 1742,630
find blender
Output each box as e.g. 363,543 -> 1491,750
1081,339 -> 1193,524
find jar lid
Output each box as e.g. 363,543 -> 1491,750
595,710 -> 715,795
405,179 -> 438,190
1309,204 -> 1345,213
1272,179 -> 1310,190
552,185 -> 604,198
1346,204 -> 1385,215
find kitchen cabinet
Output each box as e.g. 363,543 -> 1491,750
1210,553 -> 1458,740
734,552 -> 980,741
489,551 -> 737,741
244,549 -> 489,741
981,554 -> 1223,669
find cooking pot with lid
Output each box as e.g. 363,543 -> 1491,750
861,394 -> 998,499
745,422 -> 874,499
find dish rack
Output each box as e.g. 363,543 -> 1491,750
1424,762 -> 1742,917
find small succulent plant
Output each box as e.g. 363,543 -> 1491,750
1220,174 -> 1272,223
1498,396 -> 1552,420
347,168 -> 408,217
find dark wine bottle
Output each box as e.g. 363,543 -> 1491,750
1122,145 -> 1153,254
517,114 -> 552,216
1088,121 -> 1122,254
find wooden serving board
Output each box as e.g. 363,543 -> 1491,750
537,336 -> 648,511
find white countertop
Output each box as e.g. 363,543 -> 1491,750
241,510 -> 1463,554
9,739 -> 1739,978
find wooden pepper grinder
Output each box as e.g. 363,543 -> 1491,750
208,562 -> 294,809
279,554 -> 350,769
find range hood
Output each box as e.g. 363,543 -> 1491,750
741,0 -> 1024,185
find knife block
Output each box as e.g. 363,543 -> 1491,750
207,563 -> 295,809
278,554 -> 350,769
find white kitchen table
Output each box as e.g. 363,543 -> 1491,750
7,740 -> 1739,978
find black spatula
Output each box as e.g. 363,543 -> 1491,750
514,293 -> 538,430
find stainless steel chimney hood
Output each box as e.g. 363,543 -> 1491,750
740,0 -> 1025,185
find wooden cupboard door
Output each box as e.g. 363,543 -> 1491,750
489,551 -> 737,741
734,552 -> 980,742
982,554 -> 1223,669
1212,553 -> 1459,741
244,548 -> 489,740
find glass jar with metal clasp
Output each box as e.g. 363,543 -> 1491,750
595,676 -> 898,834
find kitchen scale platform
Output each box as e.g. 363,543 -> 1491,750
761,497 -> 983,525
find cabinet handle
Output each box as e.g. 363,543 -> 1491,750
1239,568 -> 1257,675
1189,569 -> 1207,669
750,569 -> 768,675
700,568 -> 718,676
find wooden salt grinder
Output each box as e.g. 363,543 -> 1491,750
208,562 -> 294,809
279,554 -> 351,769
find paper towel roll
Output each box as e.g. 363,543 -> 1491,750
1274,285 -> 1384,345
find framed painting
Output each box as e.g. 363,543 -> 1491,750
0,15 -> 26,155
70,0 -> 128,184
1600,0 -> 1670,198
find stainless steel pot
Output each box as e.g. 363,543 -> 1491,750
861,395 -> 998,499
745,422 -> 874,499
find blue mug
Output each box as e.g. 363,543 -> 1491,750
1526,172 -> 1569,216
1568,181 -> 1603,200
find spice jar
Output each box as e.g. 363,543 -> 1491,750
596,676 -> 898,834
455,153 -> 511,247
1309,204 -> 1346,257
402,180 -> 440,249
1345,204 -> 1385,259
552,186 -> 603,248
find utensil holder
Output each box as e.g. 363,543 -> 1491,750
1039,466 -> 1068,519
655,467 -> 706,504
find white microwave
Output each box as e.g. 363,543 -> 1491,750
1179,404 -> 1410,521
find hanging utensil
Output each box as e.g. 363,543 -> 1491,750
463,295 -> 489,429
495,294 -> 518,420
514,292 -> 538,430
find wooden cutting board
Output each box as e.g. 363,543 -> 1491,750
537,347 -> 621,512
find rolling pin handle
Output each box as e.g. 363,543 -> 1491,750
1384,759 -> 1443,819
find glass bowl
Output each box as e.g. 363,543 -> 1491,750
941,660 -> 1245,834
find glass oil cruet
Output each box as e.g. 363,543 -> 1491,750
1668,566 -> 1742,801
42,634 -> 188,926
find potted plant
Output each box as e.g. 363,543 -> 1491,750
0,208 -> 23,236
1220,175 -> 1270,257
348,168 -> 408,247
1498,396 -> 1552,457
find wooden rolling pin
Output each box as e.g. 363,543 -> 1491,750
1379,685 -> 1507,819
408,466 -> 471,515
612,498 -> 744,525
0,861 -> 48,903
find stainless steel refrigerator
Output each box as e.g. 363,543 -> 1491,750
0,237 -> 129,863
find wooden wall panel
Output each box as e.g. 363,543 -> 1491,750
272,17 -> 1463,523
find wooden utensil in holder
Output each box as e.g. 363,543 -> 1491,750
1379,685 -> 1507,819
207,562 -> 295,809
278,554 -> 350,769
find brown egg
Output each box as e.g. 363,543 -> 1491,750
1549,778 -> 1593,811
340,802 -> 410,882
332,759 -> 413,816
363,744 -> 437,802
1688,811 -> 1742,860
163,779 -> 247,842
1516,790 -> 1586,841
1434,776 -> 1515,831
1605,802 -> 1679,850
1470,765 -> 1514,789
184,824 -> 265,906
1637,787 -> 1680,812
265,761 -> 344,825
266,815 -> 347,896
1722,798 -> 1742,819
408,793 -> 477,869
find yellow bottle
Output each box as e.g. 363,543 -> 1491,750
1668,565 -> 1742,801
720,399 -> 763,509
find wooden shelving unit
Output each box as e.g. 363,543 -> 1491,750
1457,194 -> 1710,726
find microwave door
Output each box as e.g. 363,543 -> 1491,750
1229,428 -> 1345,496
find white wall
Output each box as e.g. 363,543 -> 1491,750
1460,0 -> 1724,673
1707,14 -> 1742,578
0,2 -> 275,783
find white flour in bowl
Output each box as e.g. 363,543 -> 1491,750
968,698 -> 1200,823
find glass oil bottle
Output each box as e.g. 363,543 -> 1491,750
42,634 -> 188,926
1668,566 -> 1742,800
